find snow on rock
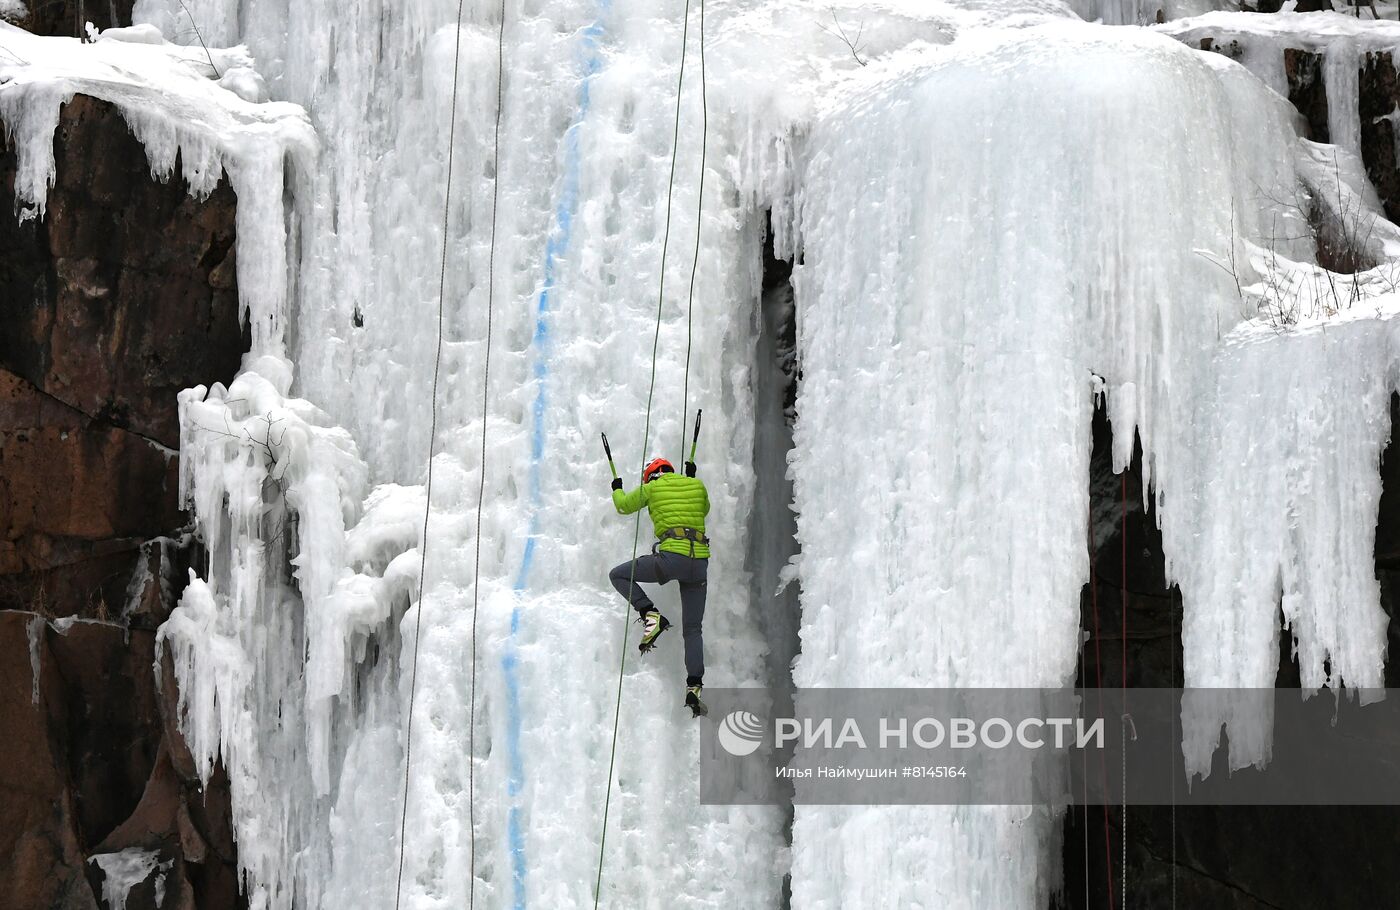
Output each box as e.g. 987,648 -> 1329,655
0,22 -> 314,354
0,1 -> 25,25
1072,0 -> 1238,27
1230,138 -> 1400,324
1294,137 -> 1400,260
218,65 -> 267,102
95,23 -> 168,45
1161,11 -> 1400,159
89,849 -> 171,910
1166,7 -> 1400,48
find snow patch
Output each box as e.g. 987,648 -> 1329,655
96,24 -> 167,45
89,849 -> 171,910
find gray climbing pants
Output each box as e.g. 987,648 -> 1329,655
609,551 -> 708,685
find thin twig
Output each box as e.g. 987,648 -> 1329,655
176,0 -> 221,78
815,8 -> 867,66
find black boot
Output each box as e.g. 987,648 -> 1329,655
685,684 -> 708,718
637,609 -> 671,654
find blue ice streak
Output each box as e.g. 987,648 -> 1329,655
501,10 -> 608,909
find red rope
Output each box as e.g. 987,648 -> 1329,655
1120,470 -> 1130,909
1120,470 -> 1131,677
1122,473 -> 1128,688
1090,512 -> 1117,910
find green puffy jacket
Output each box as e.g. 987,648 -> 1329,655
612,472 -> 711,558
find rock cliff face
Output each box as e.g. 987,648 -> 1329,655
1,614 -> 240,910
0,91 -> 245,908
1198,39 -> 1400,231
1287,48 -> 1400,227
1061,401 -> 1400,909
0,93 -> 243,618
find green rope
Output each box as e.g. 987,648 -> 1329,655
394,0 -> 504,906
593,0 -> 702,904
680,0 -> 707,457
467,1 -> 509,906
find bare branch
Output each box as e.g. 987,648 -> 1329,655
176,0 -> 221,78
816,8 -> 868,67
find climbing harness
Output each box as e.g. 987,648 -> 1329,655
395,0 -> 506,907
594,0 -> 709,903
657,526 -> 708,559
657,526 -> 709,545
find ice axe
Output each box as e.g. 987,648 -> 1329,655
686,409 -> 702,475
601,431 -> 619,480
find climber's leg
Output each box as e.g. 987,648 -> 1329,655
676,557 -> 709,686
609,554 -> 667,613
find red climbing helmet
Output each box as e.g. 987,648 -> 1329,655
643,458 -> 674,483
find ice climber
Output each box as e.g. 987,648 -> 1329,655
609,456 -> 711,717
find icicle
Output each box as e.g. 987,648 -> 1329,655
26,614 -> 41,705
1325,37 -> 1363,160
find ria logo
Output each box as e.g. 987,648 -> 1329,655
717,710 -> 765,756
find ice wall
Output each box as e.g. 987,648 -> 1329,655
1175,302 -> 1400,775
2,0 -> 1390,908
782,16 -> 1388,903
133,0 -> 791,907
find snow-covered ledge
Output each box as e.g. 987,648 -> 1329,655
0,21 -> 315,354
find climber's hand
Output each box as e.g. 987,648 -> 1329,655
611,477 -> 623,491
684,461 -> 697,477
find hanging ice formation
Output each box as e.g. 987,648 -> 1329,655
6,0 -> 1400,905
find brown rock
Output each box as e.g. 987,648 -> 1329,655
49,619 -> 161,843
0,95 -> 244,448
9,1 -> 135,40
0,93 -> 244,619
1285,47 -> 1329,143
0,367 -> 181,615
1359,51 -> 1400,225
0,612 -> 98,910
0,82 -> 246,910
1,611 -> 244,909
